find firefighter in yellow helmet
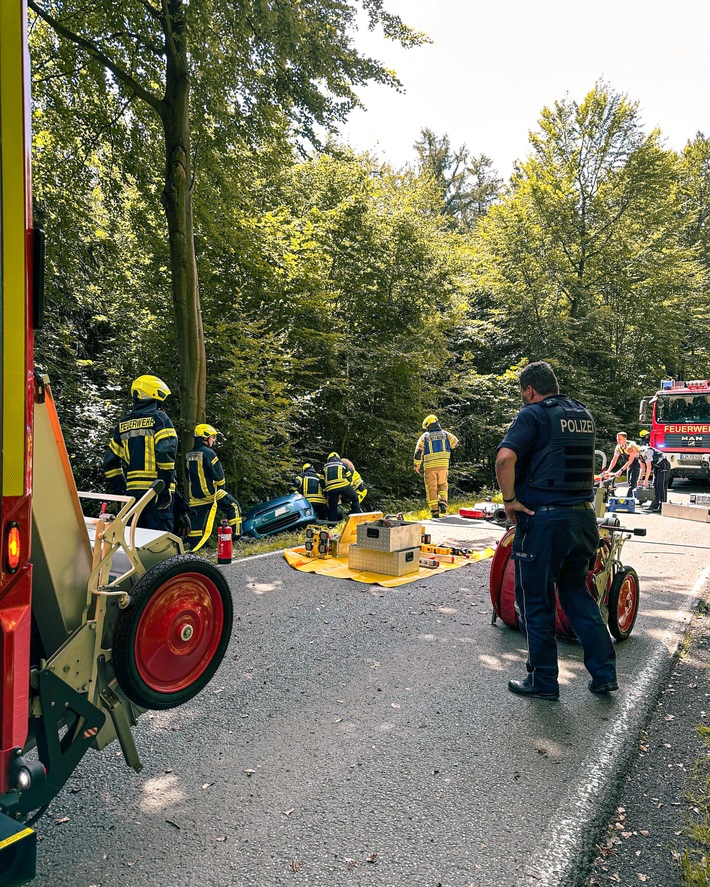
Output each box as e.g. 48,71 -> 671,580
103,374 -> 178,531
413,414 -> 459,517
185,423 -> 242,547
323,452 -> 362,522
291,463 -> 328,520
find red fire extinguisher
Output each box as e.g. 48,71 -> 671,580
217,520 -> 233,565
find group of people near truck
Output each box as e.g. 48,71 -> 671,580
605,430 -> 671,512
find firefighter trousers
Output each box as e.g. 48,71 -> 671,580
188,490 -> 242,547
326,486 -> 362,522
424,466 -> 449,515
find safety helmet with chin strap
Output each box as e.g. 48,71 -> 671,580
422,414 -> 438,430
327,451 -> 340,461
132,374 -> 170,402
194,423 -> 218,438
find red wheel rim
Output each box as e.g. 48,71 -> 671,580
616,574 -> 638,633
134,572 -> 225,693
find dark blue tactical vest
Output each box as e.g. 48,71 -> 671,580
527,397 -> 596,491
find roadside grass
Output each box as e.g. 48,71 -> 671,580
680,613 -> 710,886
680,723 -> 710,885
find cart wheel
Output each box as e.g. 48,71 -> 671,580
607,566 -> 639,641
113,554 -> 233,710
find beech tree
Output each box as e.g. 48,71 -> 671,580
474,81 -> 701,427
29,0 -> 424,448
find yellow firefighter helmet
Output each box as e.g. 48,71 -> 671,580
194,423 -> 218,438
131,374 -> 171,401
422,414 -> 438,430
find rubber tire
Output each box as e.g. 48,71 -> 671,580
607,566 -> 639,641
113,554 -> 233,710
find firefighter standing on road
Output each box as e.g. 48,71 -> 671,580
413,415 -> 458,517
291,463 -> 328,521
103,374 -> 178,532
185,424 -> 242,548
495,361 -> 617,701
323,452 -> 362,522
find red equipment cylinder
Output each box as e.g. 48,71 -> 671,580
489,527 -> 602,637
217,520 -> 233,564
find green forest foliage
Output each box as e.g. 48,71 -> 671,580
29,4 -> 710,510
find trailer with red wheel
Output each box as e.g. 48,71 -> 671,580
489,522 -> 643,641
0,7 -> 232,882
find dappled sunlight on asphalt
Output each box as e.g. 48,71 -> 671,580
245,576 -> 283,594
138,773 -> 186,812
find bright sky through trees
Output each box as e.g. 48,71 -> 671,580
340,0 -> 710,176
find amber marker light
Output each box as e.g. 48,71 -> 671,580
7,522 -> 21,573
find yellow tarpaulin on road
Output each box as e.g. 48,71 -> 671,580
283,546 -> 496,588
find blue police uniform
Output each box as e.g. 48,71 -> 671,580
498,394 -> 616,696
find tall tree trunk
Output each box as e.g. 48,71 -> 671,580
159,16 -> 206,459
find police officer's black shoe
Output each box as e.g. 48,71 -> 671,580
588,679 -> 619,694
507,678 -> 559,701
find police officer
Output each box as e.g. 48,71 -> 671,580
323,452 -> 362,522
103,374 -> 178,532
185,424 -> 242,547
639,444 -> 671,513
413,415 -> 459,517
495,362 -> 617,700
291,463 -> 328,521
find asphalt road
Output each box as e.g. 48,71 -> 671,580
32,485 -> 710,887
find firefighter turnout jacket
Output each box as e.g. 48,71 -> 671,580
185,440 -> 228,506
323,455 -> 353,491
413,424 -> 459,470
292,466 -> 327,506
104,399 -> 178,496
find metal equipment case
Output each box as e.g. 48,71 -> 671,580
355,520 -> 422,552
348,545 -> 421,576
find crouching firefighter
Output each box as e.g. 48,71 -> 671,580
342,458 -> 367,507
292,463 -> 328,521
103,374 -> 178,531
185,424 -> 242,549
323,452 -> 362,522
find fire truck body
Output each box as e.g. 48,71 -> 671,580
639,379 -> 710,483
1,6 -> 232,883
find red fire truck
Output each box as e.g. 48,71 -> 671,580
1,5 -> 232,882
639,379 -> 710,484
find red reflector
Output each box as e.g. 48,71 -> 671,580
7,523 -> 21,572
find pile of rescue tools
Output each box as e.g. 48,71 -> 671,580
420,540 -> 474,568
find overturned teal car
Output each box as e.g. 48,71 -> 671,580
241,492 -> 316,539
